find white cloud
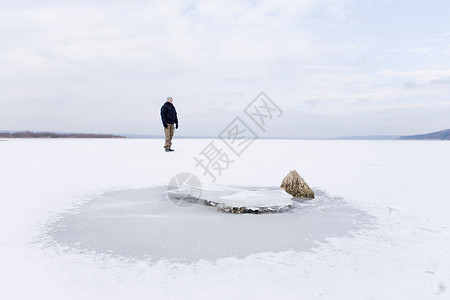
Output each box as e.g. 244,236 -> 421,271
378,69 -> 450,84
0,0 -> 449,137
407,47 -> 435,54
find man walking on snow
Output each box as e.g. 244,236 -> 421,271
160,97 -> 178,152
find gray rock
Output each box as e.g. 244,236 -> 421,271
280,170 -> 315,198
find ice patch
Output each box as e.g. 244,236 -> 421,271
213,188 -> 293,207
44,186 -> 374,262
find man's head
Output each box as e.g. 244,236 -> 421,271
166,96 -> 173,103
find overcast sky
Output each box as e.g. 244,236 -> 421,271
1,0 -> 449,138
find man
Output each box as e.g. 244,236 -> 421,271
160,96 -> 178,152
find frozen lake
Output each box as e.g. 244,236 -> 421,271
47,187 -> 373,262
1,138 -> 449,299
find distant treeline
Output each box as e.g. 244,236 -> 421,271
0,131 -> 126,138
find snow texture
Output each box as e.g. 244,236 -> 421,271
1,138 -> 449,299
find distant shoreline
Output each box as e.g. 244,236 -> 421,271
1,128 -> 449,140
335,129 -> 450,141
0,131 -> 125,139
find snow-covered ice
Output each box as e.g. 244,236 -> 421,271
0,138 -> 449,299
46,187 -> 372,262
202,186 -> 294,208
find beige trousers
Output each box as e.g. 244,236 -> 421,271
164,123 -> 174,149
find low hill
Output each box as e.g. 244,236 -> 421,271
334,135 -> 399,140
398,129 -> 450,140
0,131 -> 126,138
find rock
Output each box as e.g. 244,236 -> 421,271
280,170 -> 314,198
216,204 -> 293,214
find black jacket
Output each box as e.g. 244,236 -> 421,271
160,102 -> 178,126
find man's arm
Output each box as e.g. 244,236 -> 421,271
160,105 -> 168,128
174,107 -> 178,128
